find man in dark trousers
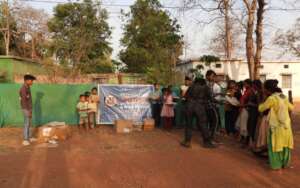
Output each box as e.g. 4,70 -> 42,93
19,74 -> 36,146
150,83 -> 162,127
181,78 -> 216,149
206,70 -> 220,143
179,76 -> 192,129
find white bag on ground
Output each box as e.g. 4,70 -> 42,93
45,121 -> 66,127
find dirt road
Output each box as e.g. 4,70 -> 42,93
0,111 -> 300,188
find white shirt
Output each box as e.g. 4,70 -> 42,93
212,83 -> 222,101
180,85 -> 189,97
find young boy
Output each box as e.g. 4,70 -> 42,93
90,87 -> 100,127
85,92 -> 95,130
19,74 -> 36,146
77,94 -> 89,130
90,87 -> 100,105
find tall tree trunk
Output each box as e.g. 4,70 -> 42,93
3,1 -> 10,56
224,0 -> 232,60
254,0 -> 265,79
31,36 -> 37,59
5,30 -> 10,56
244,0 -> 257,80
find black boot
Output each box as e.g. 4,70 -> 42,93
180,140 -> 191,148
203,141 -> 217,149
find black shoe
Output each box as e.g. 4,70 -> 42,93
212,139 -> 223,145
180,141 -> 191,148
203,142 -> 217,149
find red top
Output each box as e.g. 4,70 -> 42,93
19,84 -> 32,112
240,88 -> 253,106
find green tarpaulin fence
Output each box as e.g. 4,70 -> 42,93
0,83 -> 188,127
0,84 -> 93,127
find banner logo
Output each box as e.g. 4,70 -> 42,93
105,95 -> 117,107
98,85 -> 154,124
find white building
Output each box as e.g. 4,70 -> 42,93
176,59 -> 300,100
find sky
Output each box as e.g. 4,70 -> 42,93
17,0 -> 300,61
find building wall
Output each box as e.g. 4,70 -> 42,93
176,60 -> 300,100
259,61 -> 300,100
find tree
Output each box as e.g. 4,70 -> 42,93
0,1 -> 24,57
254,0 -> 266,79
241,0 -> 266,80
112,59 -> 125,73
0,2 -> 50,59
0,35 -> 4,54
14,5 -> 49,59
182,0 -> 235,59
200,55 -> 220,67
0,0 -> 14,55
189,64 -> 205,79
242,0 -> 257,80
48,0 -> 112,73
208,17 -> 244,58
274,18 -> 300,57
119,0 -> 183,84
183,0 -> 266,80
83,53 -> 113,73
223,0 -> 233,59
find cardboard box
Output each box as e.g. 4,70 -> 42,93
115,120 -> 133,133
36,125 -> 71,143
132,124 -> 143,132
143,118 -> 155,131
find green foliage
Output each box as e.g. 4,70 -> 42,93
83,58 -> 113,74
189,64 -> 204,79
189,68 -> 196,73
48,0 -> 112,73
119,0 -> 183,84
146,62 -> 172,85
199,55 -> 220,66
112,59 -> 125,72
0,70 -> 8,83
196,64 -> 204,70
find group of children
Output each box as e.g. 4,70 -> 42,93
223,78 -> 294,170
151,70 -> 294,170
201,72 -> 294,170
77,87 -> 100,131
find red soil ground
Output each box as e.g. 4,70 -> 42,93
0,103 -> 300,188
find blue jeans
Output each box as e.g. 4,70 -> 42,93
22,109 -> 32,141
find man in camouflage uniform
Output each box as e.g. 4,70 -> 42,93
181,78 -> 216,149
